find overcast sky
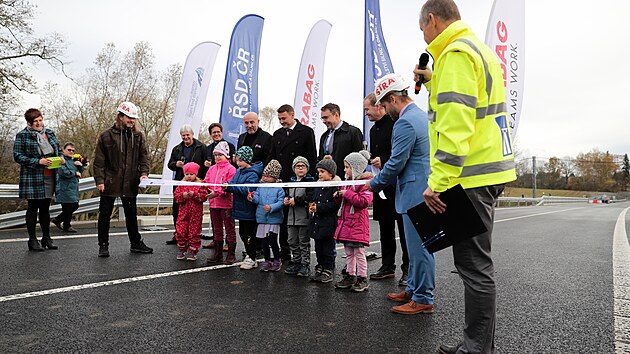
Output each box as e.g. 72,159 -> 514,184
22,0 -> 630,160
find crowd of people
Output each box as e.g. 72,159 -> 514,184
12,1 -> 515,353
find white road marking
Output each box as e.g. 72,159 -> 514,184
495,207 -> 585,223
613,207 -> 630,352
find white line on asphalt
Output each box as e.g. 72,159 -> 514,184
495,207 -> 585,223
613,207 -> 630,352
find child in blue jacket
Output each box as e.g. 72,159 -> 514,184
249,159 -> 285,272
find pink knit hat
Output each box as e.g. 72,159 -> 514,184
183,162 -> 200,176
213,141 -> 230,157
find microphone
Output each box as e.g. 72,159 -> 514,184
414,53 -> 430,94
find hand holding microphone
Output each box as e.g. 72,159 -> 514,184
414,53 -> 431,94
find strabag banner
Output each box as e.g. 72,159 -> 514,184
363,0 -> 394,148
485,0 -> 525,138
220,14 -> 264,148
160,42 -> 221,196
293,20 -> 332,148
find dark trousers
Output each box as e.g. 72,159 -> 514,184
238,220 -> 258,260
453,184 -> 504,354
55,202 -> 79,229
97,196 -> 141,246
26,198 -> 51,239
279,206 -> 290,257
172,200 -> 179,227
261,231 -> 280,261
314,237 -> 335,270
379,215 -> 408,273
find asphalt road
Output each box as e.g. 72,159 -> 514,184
0,203 -> 628,353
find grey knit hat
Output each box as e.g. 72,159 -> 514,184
344,150 -> 370,180
263,159 -> 282,180
316,157 -> 337,177
292,156 -> 310,171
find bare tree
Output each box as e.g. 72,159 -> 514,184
259,106 -> 279,133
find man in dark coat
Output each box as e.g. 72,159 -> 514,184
165,124 -> 208,245
318,103 -> 363,180
93,101 -> 153,257
364,93 -> 408,286
237,112 -> 272,165
268,104 -> 318,260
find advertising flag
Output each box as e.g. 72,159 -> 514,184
485,0 -> 525,137
160,42 -> 221,195
364,0 -> 394,148
219,14 -> 264,147
294,20 -> 332,145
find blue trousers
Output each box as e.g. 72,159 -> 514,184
403,214 -> 436,304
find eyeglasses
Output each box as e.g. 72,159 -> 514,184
294,165 -> 307,169
66,149 -> 75,152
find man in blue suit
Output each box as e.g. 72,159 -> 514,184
367,73 -> 436,315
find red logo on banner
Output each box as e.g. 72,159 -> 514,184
300,64 -> 315,125
495,21 -> 508,87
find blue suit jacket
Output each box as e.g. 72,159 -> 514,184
370,103 -> 430,214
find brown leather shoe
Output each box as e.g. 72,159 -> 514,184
202,241 -> 215,249
391,300 -> 434,315
387,290 -> 412,302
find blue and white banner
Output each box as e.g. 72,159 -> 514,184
160,42 -> 221,195
219,14 -> 264,148
294,20 -> 332,147
485,0 -> 525,138
364,0 -> 394,148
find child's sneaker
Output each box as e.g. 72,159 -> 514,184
271,259 -> 282,272
176,250 -> 186,260
297,264 -> 311,277
335,274 -> 357,289
351,277 -> 369,292
309,264 -> 323,281
284,262 -> 299,275
260,260 -> 272,272
240,256 -> 257,270
319,269 -> 334,283
186,252 -> 197,261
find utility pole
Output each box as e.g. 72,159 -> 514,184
532,156 -> 537,198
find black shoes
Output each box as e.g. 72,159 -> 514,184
436,342 -> 462,354
98,245 -> 110,257
399,273 -> 408,287
370,266 -> 396,280
51,218 -> 64,231
27,238 -> 44,252
40,237 -> 58,250
63,227 -> 77,233
130,241 -> 153,254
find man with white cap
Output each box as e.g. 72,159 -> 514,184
93,101 -> 153,257
366,74 -> 435,315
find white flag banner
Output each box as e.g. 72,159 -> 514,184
485,0 -> 525,138
294,20 -> 332,149
160,42 -> 221,195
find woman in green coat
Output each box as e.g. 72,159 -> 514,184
52,143 -> 85,233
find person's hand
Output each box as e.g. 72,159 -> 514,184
289,198 -> 295,206
75,172 -> 81,177
371,156 -> 382,169
140,175 -> 148,182
97,184 -> 105,192
423,187 -> 446,214
263,205 -> 271,212
284,197 -> 291,206
208,190 -> 215,199
247,192 -> 254,202
176,160 -> 184,168
365,181 -> 372,191
74,160 -> 82,166
59,158 -> 66,165
309,202 -> 316,214
413,64 -> 433,83
39,158 -> 51,166
222,183 -> 228,190
335,190 -> 346,198
204,160 -> 211,167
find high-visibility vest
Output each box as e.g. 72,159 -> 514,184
426,21 -> 516,192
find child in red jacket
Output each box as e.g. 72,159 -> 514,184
334,150 -> 373,292
174,162 -> 208,261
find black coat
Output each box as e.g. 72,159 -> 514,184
369,115 -> 397,222
167,138 -> 208,180
237,128 -> 272,165
318,121 -> 364,180
307,186 -> 339,240
268,121 -> 317,182
207,139 -> 237,167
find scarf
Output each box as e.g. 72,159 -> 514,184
26,126 -> 54,157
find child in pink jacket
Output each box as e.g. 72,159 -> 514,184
174,162 -> 209,261
204,141 -> 237,265
334,150 -> 373,292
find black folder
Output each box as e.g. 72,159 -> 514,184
406,184 -> 487,254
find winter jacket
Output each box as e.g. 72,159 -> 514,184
168,138 -> 208,180
237,128 -> 272,165
268,121 -> 318,182
174,181 -> 209,240
13,127 -> 62,200
204,158 -> 236,209
226,162 -> 263,221
318,121 -> 364,180
173,182 -> 209,205
252,183 -> 285,225
55,155 -> 85,203
334,173 -> 373,246
285,175 -> 315,226
93,124 -> 149,198
307,186 -> 339,240
207,139 -> 236,167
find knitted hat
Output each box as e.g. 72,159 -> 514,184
292,156 -> 310,171
213,141 -> 230,157
183,162 -> 200,176
263,159 -> 282,180
235,146 -> 253,164
344,150 -> 370,180
316,156 -> 337,177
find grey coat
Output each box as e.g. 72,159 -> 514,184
285,175 -> 315,226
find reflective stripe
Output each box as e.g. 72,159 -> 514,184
454,38 -> 492,100
476,102 -> 507,119
437,91 -> 477,109
435,149 -> 466,167
460,159 -> 515,177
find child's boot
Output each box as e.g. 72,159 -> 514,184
206,241 -> 224,265
224,243 -> 237,265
